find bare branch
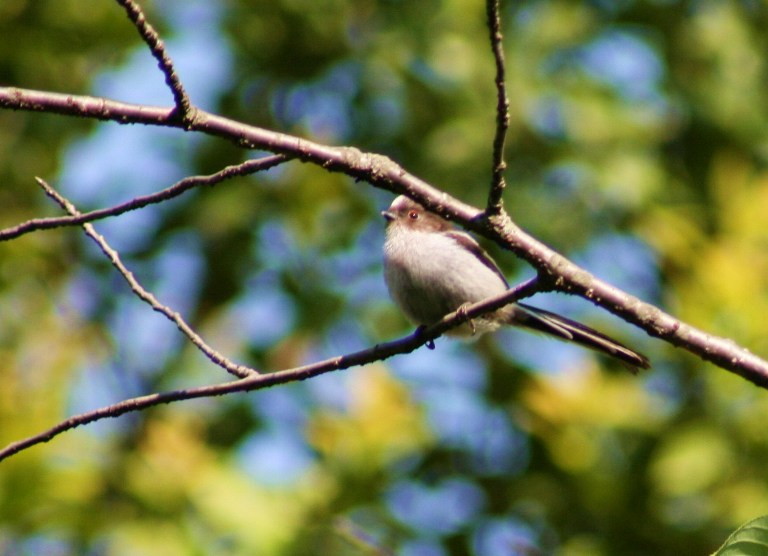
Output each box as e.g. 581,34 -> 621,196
2,87 -> 767,387
36,178 -> 257,380
115,0 -> 192,121
0,278 -> 541,462
0,86 -> 478,219
495,217 -> 768,386
485,0 -> 511,214
0,155 -> 287,242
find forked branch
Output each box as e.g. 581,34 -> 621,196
37,178 -> 258,380
0,269 -> 540,462
115,0 -> 192,120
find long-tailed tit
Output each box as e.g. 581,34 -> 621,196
382,195 -> 649,371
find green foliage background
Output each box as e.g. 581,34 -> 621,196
2,0 -> 768,554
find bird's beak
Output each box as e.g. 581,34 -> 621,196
381,210 -> 395,222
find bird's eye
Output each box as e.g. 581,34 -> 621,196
408,210 -> 419,220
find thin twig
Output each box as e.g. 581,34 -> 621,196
485,0 -> 510,214
0,279 -> 541,462
36,178 -> 257,379
0,155 -> 287,242
115,0 -> 193,122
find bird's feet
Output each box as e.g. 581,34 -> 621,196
456,303 -> 477,335
414,325 -> 435,350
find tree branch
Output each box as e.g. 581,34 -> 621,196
115,0 -> 192,121
485,0 -> 511,214
0,155 -> 287,242
2,85 -> 768,387
0,87 -> 451,210
493,217 -> 768,386
0,278 -> 541,462
36,178 -> 257,379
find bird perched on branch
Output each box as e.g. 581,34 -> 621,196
382,195 -> 649,371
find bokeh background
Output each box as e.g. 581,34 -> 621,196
2,0 -> 768,554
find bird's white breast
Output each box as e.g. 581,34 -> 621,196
383,226 -> 508,330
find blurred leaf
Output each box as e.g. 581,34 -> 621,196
713,515 -> 768,556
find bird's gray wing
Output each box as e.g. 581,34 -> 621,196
443,230 -> 510,287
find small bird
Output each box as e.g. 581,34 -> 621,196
382,195 -> 649,371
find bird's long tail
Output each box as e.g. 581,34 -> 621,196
508,303 -> 650,373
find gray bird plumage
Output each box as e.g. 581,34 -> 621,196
382,195 -> 649,371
